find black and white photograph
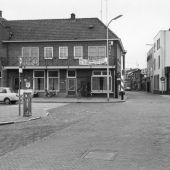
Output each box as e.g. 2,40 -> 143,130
0,0 -> 170,169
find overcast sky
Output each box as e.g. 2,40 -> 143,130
1,0 -> 170,68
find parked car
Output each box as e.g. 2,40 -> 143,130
0,87 -> 19,104
125,86 -> 131,91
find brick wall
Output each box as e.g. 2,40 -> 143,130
6,41 -> 118,67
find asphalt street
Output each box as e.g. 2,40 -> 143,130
0,92 -> 170,170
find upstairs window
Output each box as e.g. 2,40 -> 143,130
44,47 -> 53,59
22,47 -> 39,66
157,38 -> 160,50
88,46 -> 106,60
22,47 -> 39,58
74,46 -> 83,59
59,47 -> 68,59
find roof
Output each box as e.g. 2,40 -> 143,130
5,17 -> 118,41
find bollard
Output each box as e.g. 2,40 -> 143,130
23,92 -> 32,117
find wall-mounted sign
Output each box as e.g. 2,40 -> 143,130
160,77 -> 165,81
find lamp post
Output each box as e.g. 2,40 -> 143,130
107,15 -> 123,102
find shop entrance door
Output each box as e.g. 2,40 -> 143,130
67,78 -> 76,95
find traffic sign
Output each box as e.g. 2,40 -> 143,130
160,77 -> 165,81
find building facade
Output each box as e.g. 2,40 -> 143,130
147,30 -> 170,94
146,47 -> 154,92
0,11 -> 126,98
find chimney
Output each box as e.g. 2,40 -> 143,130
0,11 -> 2,18
71,13 -> 75,20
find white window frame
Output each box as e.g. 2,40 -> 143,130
91,70 -> 112,93
44,47 -> 53,59
59,46 -> 68,59
88,46 -> 106,59
47,70 -> 60,91
33,70 -> 45,91
74,46 -> 83,59
22,47 -> 39,57
22,47 -> 39,65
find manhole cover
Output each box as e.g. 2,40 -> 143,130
84,150 -> 117,161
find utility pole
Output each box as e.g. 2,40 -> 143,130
18,56 -> 22,116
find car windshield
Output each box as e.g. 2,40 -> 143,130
7,88 -> 15,93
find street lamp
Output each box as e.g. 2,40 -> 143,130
107,15 -> 123,102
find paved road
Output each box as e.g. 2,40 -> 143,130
0,92 -> 170,170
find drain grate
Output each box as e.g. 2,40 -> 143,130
83,150 -> 118,161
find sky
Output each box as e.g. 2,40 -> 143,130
1,0 -> 170,68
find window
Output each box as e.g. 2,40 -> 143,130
88,46 -> 106,60
154,75 -> 159,90
67,70 -> 76,78
158,55 -> 160,69
91,70 -> 112,93
74,46 -> 83,59
154,59 -> 156,70
47,70 -> 59,91
59,47 -> 68,59
0,71 -> 1,86
22,47 -> 39,66
33,70 -> 45,91
157,38 -> 160,50
44,47 -> 53,59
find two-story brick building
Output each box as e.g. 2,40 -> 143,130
0,11 -> 126,97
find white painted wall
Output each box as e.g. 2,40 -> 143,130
165,31 -> 170,66
153,30 -> 170,92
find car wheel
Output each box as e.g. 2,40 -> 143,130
4,98 -> 11,105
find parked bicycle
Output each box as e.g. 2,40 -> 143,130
45,89 -> 56,97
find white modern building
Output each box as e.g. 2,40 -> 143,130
151,30 -> 170,94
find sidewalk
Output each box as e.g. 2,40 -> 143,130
32,96 -> 126,103
0,96 -> 126,126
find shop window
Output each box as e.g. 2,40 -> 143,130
33,70 -> 45,91
91,70 -> 112,93
47,70 -> 59,90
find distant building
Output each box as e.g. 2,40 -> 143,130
147,30 -> 170,94
124,68 -> 142,91
146,47 -> 154,92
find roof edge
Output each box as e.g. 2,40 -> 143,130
2,38 -> 120,43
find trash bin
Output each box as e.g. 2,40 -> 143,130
119,91 -> 125,100
23,92 -> 32,117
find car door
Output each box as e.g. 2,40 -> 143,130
0,88 -> 3,101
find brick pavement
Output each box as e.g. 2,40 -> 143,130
0,96 -> 125,125
0,103 -> 68,125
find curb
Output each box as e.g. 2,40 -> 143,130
0,116 -> 41,126
32,99 -> 127,103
